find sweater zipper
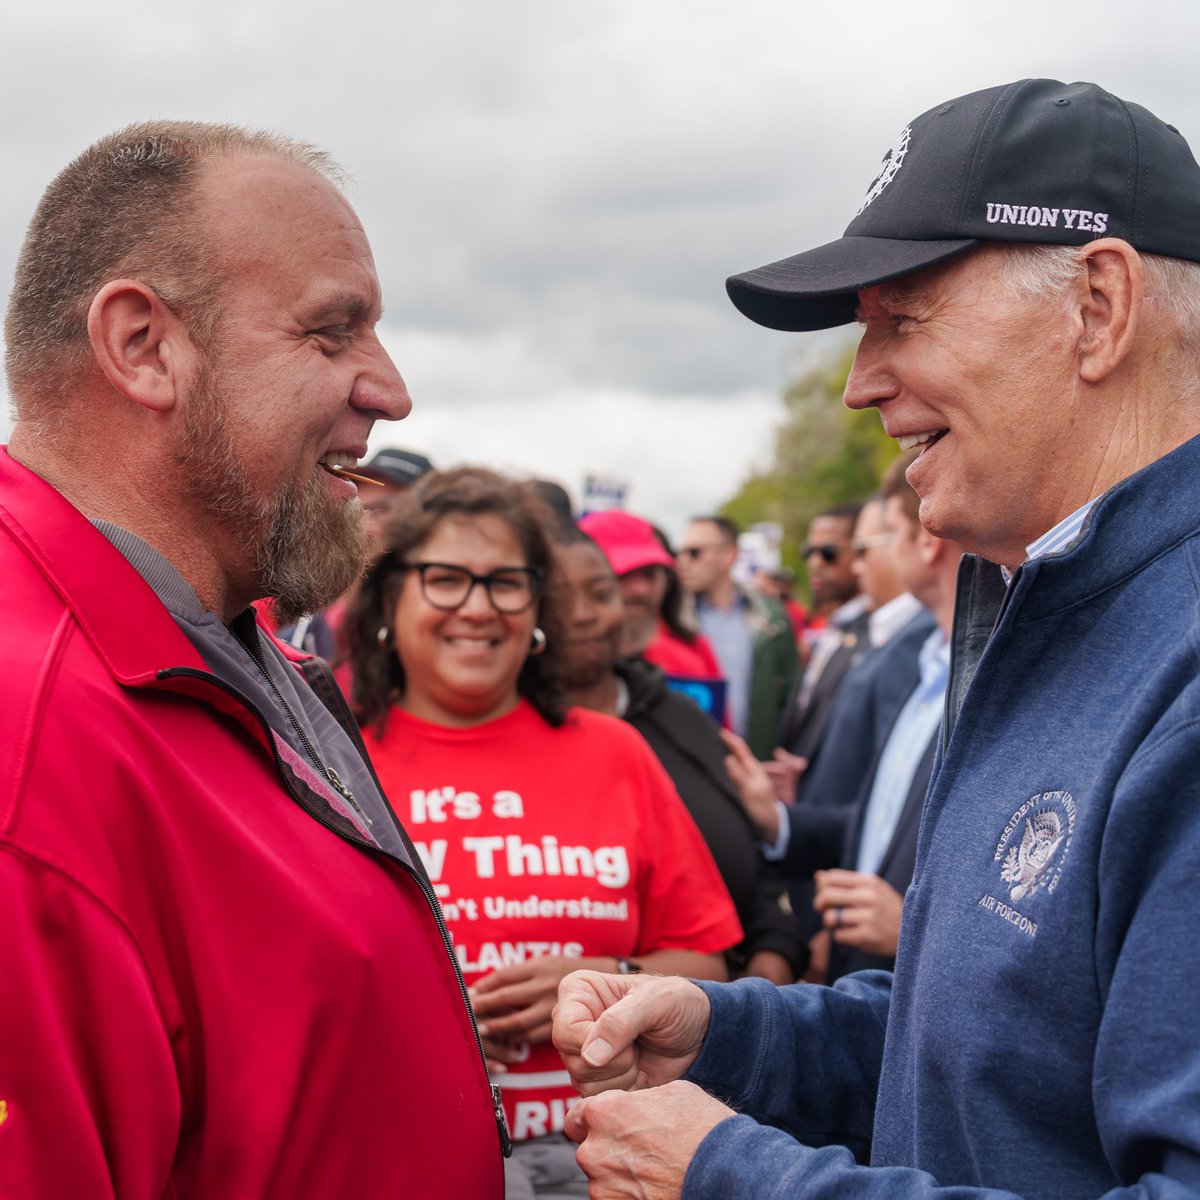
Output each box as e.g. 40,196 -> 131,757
945,561 -> 1021,745
156,665 -> 512,1157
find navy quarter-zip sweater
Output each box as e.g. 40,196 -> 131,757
681,430 -> 1200,1198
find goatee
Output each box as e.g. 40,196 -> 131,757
175,364 -> 368,624
258,471 -> 368,625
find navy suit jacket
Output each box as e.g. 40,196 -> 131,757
776,607 -> 872,762
780,609 -> 936,952
793,608 -> 935,809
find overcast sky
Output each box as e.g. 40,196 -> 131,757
3,0 -> 1197,533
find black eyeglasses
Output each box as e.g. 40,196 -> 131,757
401,562 -> 542,614
852,533 -> 895,557
801,543 -> 843,564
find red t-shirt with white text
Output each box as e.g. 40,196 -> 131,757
363,701 -> 742,1141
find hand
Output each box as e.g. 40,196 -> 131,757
481,1034 -> 529,1076
762,748 -> 808,806
471,955 -> 607,1046
552,970 -> 711,1097
813,869 -> 905,958
564,1080 -> 734,1199
720,729 -> 780,841
804,930 -> 830,984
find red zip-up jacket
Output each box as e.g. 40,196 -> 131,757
0,449 -> 505,1198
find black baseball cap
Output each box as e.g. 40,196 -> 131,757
727,79 -> 1200,332
357,447 -> 434,488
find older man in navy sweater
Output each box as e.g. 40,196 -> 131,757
553,79 -> 1200,1200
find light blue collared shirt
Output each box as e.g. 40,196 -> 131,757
1002,497 -> 1100,582
855,629 -> 949,874
696,593 -> 754,737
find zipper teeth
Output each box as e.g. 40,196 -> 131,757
232,627 -> 331,779
157,665 -> 509,1153
233,627 -> 374,828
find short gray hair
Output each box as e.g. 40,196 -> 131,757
4,120 -> 342,418
996,243 -> 1200,394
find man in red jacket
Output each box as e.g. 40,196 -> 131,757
0,123 -> 505,1197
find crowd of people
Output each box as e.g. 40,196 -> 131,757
4,76 -> 1200,1200
264,444 -> 914,1194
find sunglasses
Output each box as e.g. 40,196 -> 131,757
801,543 -> 843,564
678,544 -> 722,560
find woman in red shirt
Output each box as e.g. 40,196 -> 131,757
345,467 -> 740,1197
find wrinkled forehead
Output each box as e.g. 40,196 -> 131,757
188,158 -> 386,343
855,244 -> 1012,320
196,153 -> 357,231
194,154 -> 377,287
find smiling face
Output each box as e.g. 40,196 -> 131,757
555,540 -> 625,692
389,513 -> 537,727
176,154 -> 411,618
844,246 -> 1080,568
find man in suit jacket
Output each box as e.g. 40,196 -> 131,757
770,496 -> 919,800
730,454 -> 964,979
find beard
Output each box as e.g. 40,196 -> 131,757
174,359 -> 368,625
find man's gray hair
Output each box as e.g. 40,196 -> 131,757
4,120 -> 342,419
997,244 -> 1200,395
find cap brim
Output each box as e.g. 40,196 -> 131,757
726,235 -> 980,332
607,546 -> 677,576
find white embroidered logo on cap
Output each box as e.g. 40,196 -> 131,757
856,125 -> 911,215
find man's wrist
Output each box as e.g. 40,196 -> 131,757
759,801 -> 789,860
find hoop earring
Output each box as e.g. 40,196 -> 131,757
528,627 -> 547,656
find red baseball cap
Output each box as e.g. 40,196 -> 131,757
579,510 -> 675,576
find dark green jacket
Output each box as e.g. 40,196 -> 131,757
744,591 -> 800,760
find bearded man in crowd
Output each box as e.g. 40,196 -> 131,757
0,123 -> 505,1197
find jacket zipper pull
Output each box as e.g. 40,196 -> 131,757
491,1084 -> 513,1157
326,767 -> 373,827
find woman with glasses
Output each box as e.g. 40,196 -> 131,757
346,467 -> 741,1199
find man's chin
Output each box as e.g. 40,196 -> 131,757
261,486 -> 368,625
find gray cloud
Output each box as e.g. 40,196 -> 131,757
4,0 -> 1200,528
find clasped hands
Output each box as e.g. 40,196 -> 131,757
550,971 -> 735,1199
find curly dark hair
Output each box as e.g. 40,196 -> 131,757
345,466 -> 569,734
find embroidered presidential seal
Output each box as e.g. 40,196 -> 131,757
856,125 -> 911,215
994,790 -> 1076,904
976,790 -> 1077,939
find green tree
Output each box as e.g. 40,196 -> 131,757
721,340 -> 896,582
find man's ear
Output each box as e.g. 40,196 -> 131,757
86,280 -> 194,412
1072,239 -> 1142,384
